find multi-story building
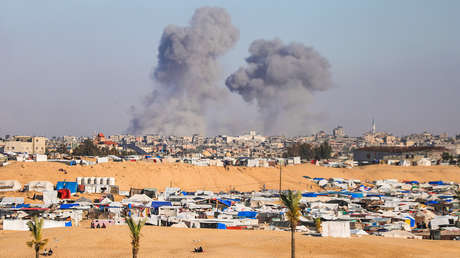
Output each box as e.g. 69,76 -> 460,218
2,136 -> 47,154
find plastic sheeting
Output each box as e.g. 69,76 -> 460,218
321,221 -> 351,238
0,180 -> 21,192
28,181 -> 54,192
3,219 -> 72,231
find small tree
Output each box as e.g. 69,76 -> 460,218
280,190 -> 302,258
26,217 -> 48,258
125,216 -> 146,258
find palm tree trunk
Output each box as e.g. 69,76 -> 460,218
35,246 -> 40,258
132,246 -> 139,258
291,226 -> 295,258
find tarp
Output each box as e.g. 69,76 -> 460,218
321,221 -> 351,238
3,219 -> 72,231
428,181 -> 445,185
59,203 -> 80,209
151,201 -> 172,208
0,180 -> 21,192
238,211 -> 258,219
28,181 -> 54,192
217,223 -> 227,229
302,192 -> 318,197
56,182 -> 78,194
217,199 -> 232,207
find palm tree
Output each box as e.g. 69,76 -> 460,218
125,216 -> 147,258
26,216 -> 48,258
280,190 -> 301,258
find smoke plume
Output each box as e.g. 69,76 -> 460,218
225,38 -> 332,135
128,7 -> 239,135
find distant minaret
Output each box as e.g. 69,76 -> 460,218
371,118 -> 376,134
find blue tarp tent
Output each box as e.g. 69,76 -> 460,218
151,201 -> 172,208
429,181 -> 445,185
65,221 -> 72,227
238,211 -> 258,219
302,192 -> 318,197
217,223 -> 227,229
13,204 -> 30,209
217,199 -> 232,207
60,203 -> 79,209
181,191 -> 195,196
56,182 -> 78,194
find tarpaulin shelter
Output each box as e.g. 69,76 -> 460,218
28,181 -> 54,192
238,211 -> 258,219
58,189 -> 71,199
151,201 -> 172,209
0,180 -> 21,192
321,221 -> 351,238
56,181 -> 78,194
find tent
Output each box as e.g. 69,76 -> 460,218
238,211 -> 258,219
58,189 -> 71,199
321,221 -> 351,238
28,181 -> 54,192
151,201 -> 172,209
3,219 -> 72,231
0,197 -> 24,206
122,194 -> 153,205
56,181 -> 78,194
0,180 -> 21,192
43,190 -> 59,205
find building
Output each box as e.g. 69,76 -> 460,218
353,146 -> 446,162
333,126 -> 345,137
2,136 -> 47,154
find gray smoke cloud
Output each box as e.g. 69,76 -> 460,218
225,38 -> 332,135
128,7 -> 239,135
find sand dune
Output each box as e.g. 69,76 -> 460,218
1,161 -> 460,192
0,222 -> 459,258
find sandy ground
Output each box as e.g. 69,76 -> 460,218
1,162 -> 460,192
0,223 -> 459,258
0,162 -> 460,191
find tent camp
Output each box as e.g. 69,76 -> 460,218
28,181 -> 54,192
321,221 -> 351,238
0,180 -> 21,192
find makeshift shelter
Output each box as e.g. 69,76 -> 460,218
56,181 -> 78,194
58,189 -> 71,199
28,181 -> 54,192
0,197 -> 24,206
0,180 -> 21,192
43,190 -> 59,205
122,194 -> 153,205
321,221 -> 351,238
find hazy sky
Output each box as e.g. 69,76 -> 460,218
1,0 -> 459,137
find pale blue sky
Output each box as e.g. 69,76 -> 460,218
1,0 -> 459,136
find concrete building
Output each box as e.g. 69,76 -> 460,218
353,146 -> 446,162
2,136 -> 47,154
333,126 -> 345,137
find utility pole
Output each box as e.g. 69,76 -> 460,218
279,160 -> 283,195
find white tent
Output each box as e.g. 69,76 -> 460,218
0,197 -> 24,206
0,180 -> 21,192
43,190 -> 59,205
417,158 -> 431,166
321,221 -> 351,238
122,194 -> 152,205
28,181 -> 54,192
3,219 -> 71,231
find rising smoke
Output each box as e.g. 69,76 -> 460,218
225,38 -> 332,135
128,7 -> 239,135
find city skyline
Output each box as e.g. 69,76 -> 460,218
1,1 -> 459,137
